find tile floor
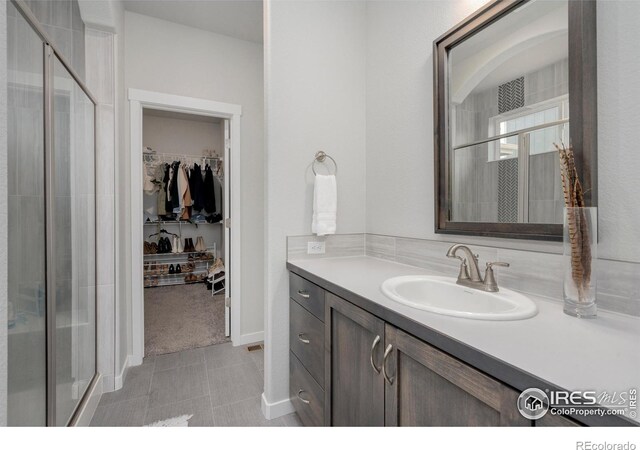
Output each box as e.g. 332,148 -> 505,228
90,343 -> 301,427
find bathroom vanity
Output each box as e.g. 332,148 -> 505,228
287,256 -> 638,427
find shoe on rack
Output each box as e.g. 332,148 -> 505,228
172,236 -> 179,254
196,236 -> 205,252
176,237 -> 184,253
176,264 -> 182,274
169,264 -> 175,275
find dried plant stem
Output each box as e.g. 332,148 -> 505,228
555,143 -> 592,303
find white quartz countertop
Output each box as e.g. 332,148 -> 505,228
288,256 -> 640,424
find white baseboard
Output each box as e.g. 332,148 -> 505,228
234,331 -> 264,346
102,374 -> 115,393
261,393 -> 295,420
72,374 -> 103,427
114,355 -> 132,391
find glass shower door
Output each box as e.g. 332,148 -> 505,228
51,55 -> 96,426
6,1 -> 47,426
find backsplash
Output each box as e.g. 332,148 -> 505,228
287,233 -> 640,317
287,234 -> 365,260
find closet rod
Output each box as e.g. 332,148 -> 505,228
142,152 -> 222,163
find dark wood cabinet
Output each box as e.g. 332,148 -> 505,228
289,272 -> 581,427
383,325 -> 530,426
324,292 -> 385,426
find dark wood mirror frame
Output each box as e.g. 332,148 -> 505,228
434,0 -> 597,241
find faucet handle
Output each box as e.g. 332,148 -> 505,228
447,254 -> 470,280
486,261 -> 510,269
483,262 -> 509,292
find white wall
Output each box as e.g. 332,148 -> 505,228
365,0 -> 640,261
596,1 -> 640,263
263,0 -> 367,415
124,11 -> 265,342
142,114 -> 224,157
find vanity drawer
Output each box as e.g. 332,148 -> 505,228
290,272 -> 325,321
290,298 -> 325,387
290,351 -> 324,426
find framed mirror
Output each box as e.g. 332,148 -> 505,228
434,0 -> 597,240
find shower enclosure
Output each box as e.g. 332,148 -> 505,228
7,0 -> 97,426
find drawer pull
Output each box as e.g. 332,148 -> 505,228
369,335 -> 381,374
382,344 -> 394,385
297,290 -> 311,299
297,333 -> 310,344
297,389 -> 311,405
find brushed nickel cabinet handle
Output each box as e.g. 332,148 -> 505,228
382,344 -> 394,385
297,389 -> 311,405
297,290 -> 310,299
369,335 -> 381,374
297,333 -> 310,344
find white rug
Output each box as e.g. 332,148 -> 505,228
145,414 -> 193,427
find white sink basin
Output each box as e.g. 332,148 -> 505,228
381,275 -> 537,321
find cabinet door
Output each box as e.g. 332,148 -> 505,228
325,293 -> 385,426
384,325 -> 530,426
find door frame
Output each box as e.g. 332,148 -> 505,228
128,88 -> 242,364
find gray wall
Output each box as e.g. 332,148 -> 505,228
365,0 -> 640,262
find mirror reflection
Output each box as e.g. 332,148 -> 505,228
448,0 -> 568,224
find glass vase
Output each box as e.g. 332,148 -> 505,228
563,207 -> 597,318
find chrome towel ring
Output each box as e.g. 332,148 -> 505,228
312,151 -> 338,175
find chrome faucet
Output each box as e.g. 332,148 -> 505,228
446,244 -> 510,292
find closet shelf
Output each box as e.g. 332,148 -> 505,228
144,271 -> 208,278
145,280 -> 207,288
144,220 -> 222,226
143,249 -> 215,259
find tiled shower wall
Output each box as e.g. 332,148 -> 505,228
22,0 -> 85,79
286,233 -> 640,317
84,28 -> 117,392
452,59 -> 568,223
0,0 -> 7,428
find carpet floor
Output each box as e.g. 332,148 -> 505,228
144,284 -> 229,357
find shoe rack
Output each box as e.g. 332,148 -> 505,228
143,244 -> 216,288
143,218 -> 223,288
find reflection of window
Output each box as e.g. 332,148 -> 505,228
489,95 -> 569,161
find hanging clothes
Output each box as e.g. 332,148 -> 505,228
203,165 -> 217,214
156,163 -> 167,217
169,161 -> 181,210
178,164 -> 193,220
189,163 -> 205,212
213,174 -> 223,216
163,164 -> 173,218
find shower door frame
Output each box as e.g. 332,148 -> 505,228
11,0 -> 100,427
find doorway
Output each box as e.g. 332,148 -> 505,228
142,109 -> 229,356
129,89 -> 242,364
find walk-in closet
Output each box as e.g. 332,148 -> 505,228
141,109 -> 228,357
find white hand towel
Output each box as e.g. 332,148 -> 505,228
312,174 -> 337,236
